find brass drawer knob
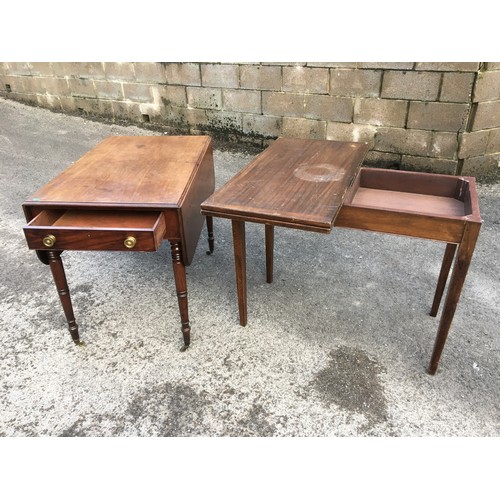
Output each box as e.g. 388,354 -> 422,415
124,236 -> 137,249
42,234 -> 56,247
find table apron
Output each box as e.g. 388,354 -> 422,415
200,210 -> 332,234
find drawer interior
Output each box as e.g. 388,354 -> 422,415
345,168 -> 474,218
27,209 -> 163,229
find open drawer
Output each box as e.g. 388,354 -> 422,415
335,168 -> 482,243
23,209 -> 167,251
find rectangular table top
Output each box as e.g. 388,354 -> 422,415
201,137 -> 369,232
25,135 -> 212,209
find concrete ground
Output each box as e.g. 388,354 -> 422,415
0,96 -> 499,438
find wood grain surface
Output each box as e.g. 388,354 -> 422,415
27,135 -> 212,207
201,137 -> 369,231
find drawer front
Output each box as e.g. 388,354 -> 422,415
23,210 -> 167,251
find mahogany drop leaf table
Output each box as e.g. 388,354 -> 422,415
23,136 -> 215,350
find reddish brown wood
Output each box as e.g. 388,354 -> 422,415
338,167 -> 482,373
169,241 -> 191,350
206,216 -> 214,254
24,210 -> 166,252
201,137 -> 369,232
356,167 -> 466,198
335,205 -> 466,243
46,250 -> 80,344
26,136 -> 212,207
336,167 -> 481,243
232,220 -> 247,326
428,222 -> 481,374
178,143 -> 216,265
430,243 -> 457,317
202,139 -> 482,374
352,188 -> 465,217
203,138 -> 369,327
22,136 -> 215,347
265,224 -> 274,284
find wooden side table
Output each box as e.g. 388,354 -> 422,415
22,135 -> 215,350
201,137 -> 482,374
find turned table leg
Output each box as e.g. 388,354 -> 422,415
430,243 -> 457,317
265,224 -> 274,284
428,222 -> 481,374
232,220 -> 247,326
169,241 -> 191,351
46,250 -> 80,344
206,215 -> 214,255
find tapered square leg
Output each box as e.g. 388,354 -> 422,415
232,220 -> 247,326
430,243 -> 457,317
428,222 -> 481,374
265,224 -> 274,284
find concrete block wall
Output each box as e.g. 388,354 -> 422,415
1,62 -> 499,177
